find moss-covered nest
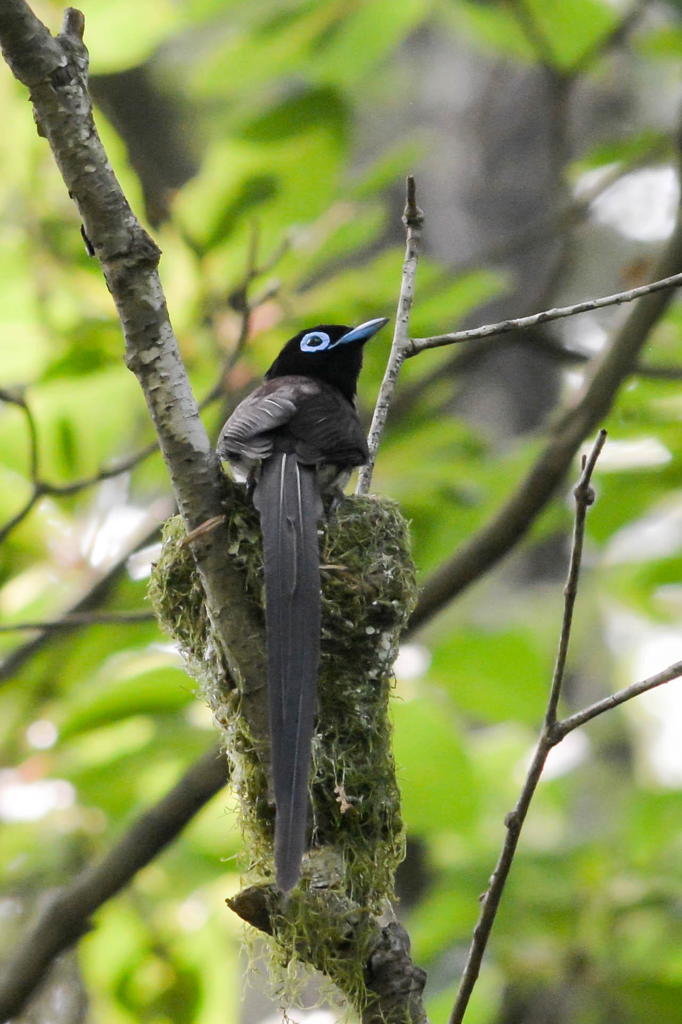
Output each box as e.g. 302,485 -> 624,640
149,488 -> 416,920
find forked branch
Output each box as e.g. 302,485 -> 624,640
448,430 -> 682,1023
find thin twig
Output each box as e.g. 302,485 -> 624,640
179,514 -> 226,547
0,511 -> 170,685
408,271 -> 682,356
46,439 -> 160,496
0,388 -> 40,480
0,745 -> 229,1022
545,430 -> 607,726
0,610 -> 154,632
0,443 -> 160,543
555,659 -> 682,738
407,179 -> 682,635
356,175 -> 423,496
0,488 -> 42,545
0,219 -> 289,546
449,432 -> 606,1024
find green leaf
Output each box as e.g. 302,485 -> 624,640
392,695 -> 478,835
58,663 -> 194,740
570,131 -> 671,178
428,627 -> 549,725
237,84 -> 349,144
86,2 -> 181,71
637,25 -> 682,60
451,0 -> 618,71
310,0 -> 430,86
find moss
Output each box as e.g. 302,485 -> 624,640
149,492 -> 417,1001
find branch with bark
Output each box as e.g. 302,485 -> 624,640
408,162 -> 682,631
356,175 -> 423,496
0,514 -> 169,686
0,1 -> 271,750
0,746 -> 228,1023
228,886 -> 427,1024
407,270 -> 682,356
448,432 -> 682,1024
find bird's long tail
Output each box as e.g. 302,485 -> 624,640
253,452 -> 322,891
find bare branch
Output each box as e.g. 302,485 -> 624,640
407,186 -> 682,634
0,610 -> 154,632
449,432 -> 605,1024
45,439 -> 160,496
448,656 -> 682,1024
356,175 -> 423,496
0,218 -> 289,547
555,660 -> 682,738
0,2 -> 270,748
545,429 -> 607,726
0,388 -> 40,479
0,745 -> 228,1022
407,271 -> 682,357
0,511 -> 170,685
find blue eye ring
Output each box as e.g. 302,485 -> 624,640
300,330 -> 331,353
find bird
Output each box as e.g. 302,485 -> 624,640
217,317 -> 389,891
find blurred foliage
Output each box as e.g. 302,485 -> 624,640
2,1 -> 682,1023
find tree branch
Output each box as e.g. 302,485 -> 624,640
0,2 -> 270,748
0,222 -> 287,546
0,745 -> 229,1022
407,171 -> 682,634
545,430 -> 607,726
356,175 -> 423,496
0,610 -> 154,632
0,387 -> 40,479
449,432 -> 605,1024
568,0 -> 646,76
407,271 -> 682,357
0,510 -> 169,686
228,885 -> 428,1024
555,659 -> 682,738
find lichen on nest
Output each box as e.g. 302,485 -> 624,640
149,487 -> 417,936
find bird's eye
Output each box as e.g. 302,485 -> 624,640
300,331 -> 330,353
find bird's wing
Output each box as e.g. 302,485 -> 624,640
217,377 -> 322,462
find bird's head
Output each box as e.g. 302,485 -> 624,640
265,317 -> 389,401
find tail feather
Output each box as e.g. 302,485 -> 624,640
253,453 -> 322,891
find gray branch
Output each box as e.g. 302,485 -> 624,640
0,2 -> 270,748
409,271 -> 682,356
408,151 -> 682,633
449,433 -> 606,1024
555,659 -> 682,738
0,746 -> 228,1022
356,175 -> 423,496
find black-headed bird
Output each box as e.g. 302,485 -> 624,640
217,317 -> 388,891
